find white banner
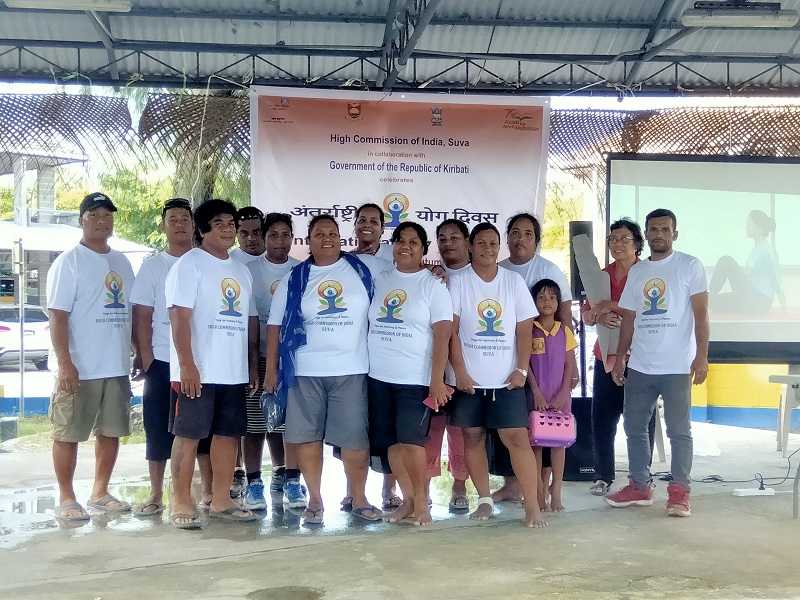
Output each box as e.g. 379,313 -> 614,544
250,87 -> 549,261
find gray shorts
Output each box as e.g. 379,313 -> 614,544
285,375 -> 369,450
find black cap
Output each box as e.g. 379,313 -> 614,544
236,206 -> 264,222
79,192 -> 117,216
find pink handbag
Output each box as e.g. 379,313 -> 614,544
528,410 -> 576,448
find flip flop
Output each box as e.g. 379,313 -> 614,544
352,505 -> 383,522
382,495 -> 403,510
302,508 -> 324,526
449,494 -> 470,513
134,501 -> 166,517
340,496 -> 353,512
54,502 -> 91,522
209,506 -> 258,522
590,481 -> 610,496
86,495 -> 132,513
170,513 -> 202,530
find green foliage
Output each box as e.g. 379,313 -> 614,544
541,181 -> 584,253
96,168 -> 174,249
0,186 -> 12,220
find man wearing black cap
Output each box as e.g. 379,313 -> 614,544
227,206 -> 267,497
46,192 -> 136,522
230,206 -> 267,264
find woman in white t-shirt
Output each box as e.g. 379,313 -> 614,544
449,222 -> 546,528
367,222 -> 452,525
353,202 -> 394,261
265,214 -> 383,526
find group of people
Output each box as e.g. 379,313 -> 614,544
45,192 -> 709,531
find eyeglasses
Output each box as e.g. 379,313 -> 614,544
607,235 -> 634,244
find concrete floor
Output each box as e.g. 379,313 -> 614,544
1,422 -> 799,600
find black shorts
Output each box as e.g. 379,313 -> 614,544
169,382 -> 247,440
142,359 -> 174,462
367,377 -> 431,448
450,387 -> 529,430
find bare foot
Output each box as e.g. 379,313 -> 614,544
525,503 -> 548,528
386,500 -> 415,523
469,502 -> 493,521
550,491 -> 564,512
491,483 -> 522,503
412,496 -> 432,525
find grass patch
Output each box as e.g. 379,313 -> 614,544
18,414 -> 51,437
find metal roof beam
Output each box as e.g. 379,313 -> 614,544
0,6 -> 686,30
4,38 -> 800,66
624,0 -> 678,86
384,0 -> 442,90
375,0 -> 400,89
86,10 -> 119,82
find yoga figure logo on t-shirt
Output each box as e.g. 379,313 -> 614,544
219,277 -> 243,316
383,193 -> 409,228
269,279 -> 281,295
376,288 -> 407,323
317,280 -> 347,315
642,278 -> 668,315
476,299 -> 504,337
103,271 -> 126,308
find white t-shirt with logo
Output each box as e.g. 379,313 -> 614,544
165,248 -> 257,384
442,263 -> 469,385
499,255 -> 573,302
268,257 -> 371,377
229,247 -> 266,264
129,251 -> 179,363
375,243 -> 394,262
247,255 -> 301,356
618,251 -> 708,375
46,244 -> 135,380
368,269 -> 453,386
449,266 -> 537,389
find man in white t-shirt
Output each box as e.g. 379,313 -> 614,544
606,208 -> 709,518
227,206 -> 266,495
129,198 -> 194,517
165,199 -> 260,529
229,206 -> 267,265
46,192 -> 135,522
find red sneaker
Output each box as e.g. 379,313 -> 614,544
604,481 -> 653,508
666,483 -> 691,517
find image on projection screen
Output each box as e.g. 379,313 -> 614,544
607,154 -> 800,348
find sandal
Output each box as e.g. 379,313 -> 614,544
449,494 -> 469,513
590,481 -> 610,496
340,496 -> 353,512
302,508 -> 324,526
352,505 -> 383,522
382,495 -> 402,510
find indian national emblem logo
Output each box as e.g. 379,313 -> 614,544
383,193 -> 410,228
376,289 -> 407,323
642,278 -> 668,315
104,271 -> 126,308
347,102 -> 362,120
219,278 -> 243,316
317,280 -> 347,315
269,279 -> 281,296
431,105 -> 443,126
476,299 -> 504,337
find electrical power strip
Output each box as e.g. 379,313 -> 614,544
733,488 -> 776,497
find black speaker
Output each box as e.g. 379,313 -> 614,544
564,396 -> 595,481
569,221 -> 593,300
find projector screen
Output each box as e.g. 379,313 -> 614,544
607,153 -> 800,363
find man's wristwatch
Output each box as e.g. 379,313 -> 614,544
515,368 -> 528,377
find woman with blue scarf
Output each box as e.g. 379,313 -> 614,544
265,214 -> 384,526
